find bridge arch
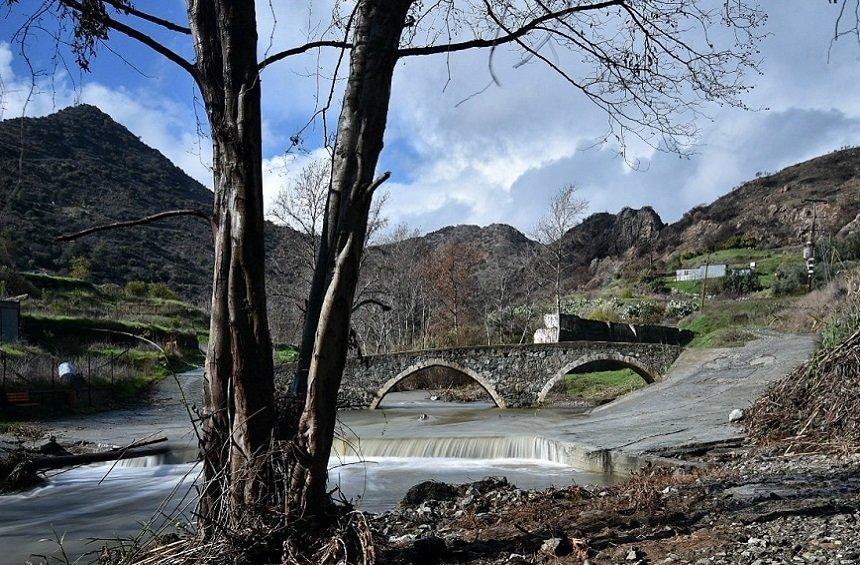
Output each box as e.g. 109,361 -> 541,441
537,352 -> 659,404
369,359 -> 507,409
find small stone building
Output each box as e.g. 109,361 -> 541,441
0,300 -> 20,344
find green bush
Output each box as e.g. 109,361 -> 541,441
723,269 -> 762,295
69,256 -> 92,280
718,233 -> 758,250
772,263 -> 808,296
639,271 -> 669,294
148,282 -> 178,300
821,296 -> 860,350
621,300 -> 665,324
666,299 -> 698,319
588,300 -> 621,322
125,280 -> 148,297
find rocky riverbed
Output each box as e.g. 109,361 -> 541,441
371,449 -> 860,564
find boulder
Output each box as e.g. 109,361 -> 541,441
401,481 -> 459,507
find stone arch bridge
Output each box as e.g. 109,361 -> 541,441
328,341 -> 683,409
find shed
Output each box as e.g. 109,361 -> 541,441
0,300 -> 20,343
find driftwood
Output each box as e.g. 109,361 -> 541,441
1,437 -> 173,492
30,444 -> 170,470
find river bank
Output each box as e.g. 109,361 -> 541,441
374,449 -> 860,564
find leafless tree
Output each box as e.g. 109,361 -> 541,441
533,184 -> 589,319
425,240 -> 484,346
268,158 -> 330,274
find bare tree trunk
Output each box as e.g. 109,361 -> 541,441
288,0 -> 412,521
189,0 -> 275,528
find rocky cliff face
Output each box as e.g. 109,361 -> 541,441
654,148 -> 860,255
562,206 -> 664,265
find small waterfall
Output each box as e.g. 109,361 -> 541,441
332,436 -> 571,465
104,437 -> 574,470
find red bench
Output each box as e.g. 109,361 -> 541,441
5,391 -> 38,408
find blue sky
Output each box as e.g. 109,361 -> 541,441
1,1 -> 859,236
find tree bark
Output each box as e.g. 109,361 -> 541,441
187,0 -> 275,528
287,0 -> 412,521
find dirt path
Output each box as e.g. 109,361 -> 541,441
39,368 -> 203,449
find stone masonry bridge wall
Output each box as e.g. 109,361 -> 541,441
277,341 -> 682,409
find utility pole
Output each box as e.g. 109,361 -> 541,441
803,198 -> 827,292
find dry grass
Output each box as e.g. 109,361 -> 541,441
774,269 -> 858,334
746,328 -> 860,454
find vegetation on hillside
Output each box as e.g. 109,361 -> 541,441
1,272 -> 205,420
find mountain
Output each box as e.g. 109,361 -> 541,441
653,148 -> 860,255
0,105 -> 303,300
0,105 -> 214,298
2,105 -> 858,307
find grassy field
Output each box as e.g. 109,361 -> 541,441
559,368 -> 648,403
1,273 -> 206,420
679,297 -> 790,348
666,246 -> 804,296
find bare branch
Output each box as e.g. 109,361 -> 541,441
398,0 -> 623,57
365,171 -> 392,196
101,0 -> 192,34
258,40 -> 351,71
60,0 -> 197,77
55,209 -> 212,242
352,298 -> 392,313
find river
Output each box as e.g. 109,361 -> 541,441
0,391 -> 612,564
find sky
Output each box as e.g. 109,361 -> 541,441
0,1 -> 859,236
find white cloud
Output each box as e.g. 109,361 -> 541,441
4,0 -> 860,235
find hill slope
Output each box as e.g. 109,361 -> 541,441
655,148 -> 860,255
1,105 -> 858,305
0,105 -> 214,298
0,105 -> 305,301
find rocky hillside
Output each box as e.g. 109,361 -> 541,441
0,105 -> 303,300
2,104 -> 858,304
654,148 -> 860,256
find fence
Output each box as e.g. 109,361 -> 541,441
0,347 -> 144,416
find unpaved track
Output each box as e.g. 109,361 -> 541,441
43,368 -> 203,449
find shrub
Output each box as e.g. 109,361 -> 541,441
588,300 -> 621,322
621,300 -> 665,324
639,271 -> 669,294
772,263 -> 808,296
125,280 -> 148,297
722,269 -> 762,295
718,233 -> 758,250
666,299 -> 698,319
69,256 -> 92,280
99,283 -> 122,297
148,282 -> 178,300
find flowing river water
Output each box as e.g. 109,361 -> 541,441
0,390 -> 614,564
